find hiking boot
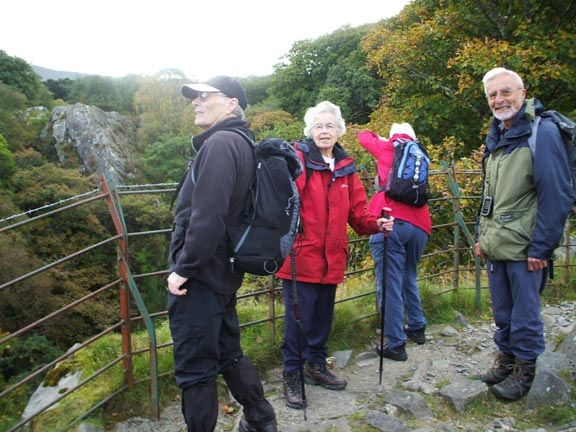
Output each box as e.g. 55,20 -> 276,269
492,358 -> 536,401
283,371 -> 306,409
239,417 -> 278,432
304,363 -> 347,390
376,343 -> 408,361
405,326 -> 426,344
477,352 -> 515,385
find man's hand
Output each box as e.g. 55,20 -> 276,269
527,257 -> 548,272
474,242 -> 485,258
167,272 -> 188,296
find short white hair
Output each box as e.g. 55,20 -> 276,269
303,101 -> 346,138
482,67 -> 524,96
390,122 -> 417,140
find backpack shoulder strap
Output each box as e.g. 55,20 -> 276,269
527,115 -> 542,156
295,141 -> 313,182
190,128 -> 257,184
174,129 -> 256,208
223,128 -> 256,149
170,159 -> 193,211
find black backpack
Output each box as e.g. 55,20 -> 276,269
379,138 -> 430,207
223,130 -> 302,275
173,130 -> 302,276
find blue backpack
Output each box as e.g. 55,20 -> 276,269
380,138 -> 431,207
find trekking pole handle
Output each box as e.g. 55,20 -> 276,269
381,207 -> 392,236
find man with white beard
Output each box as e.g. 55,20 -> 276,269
474,67 -> 573,401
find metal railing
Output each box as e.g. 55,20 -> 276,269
0,166 -> 573,431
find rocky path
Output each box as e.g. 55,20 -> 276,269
111,301 -> 576,432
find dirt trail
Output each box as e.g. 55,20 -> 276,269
114,322 -> 497,431
112,301 -> 576,431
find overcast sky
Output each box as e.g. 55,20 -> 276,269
2,0 -> 411,81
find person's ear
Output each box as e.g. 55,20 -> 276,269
226,98 -> 239,113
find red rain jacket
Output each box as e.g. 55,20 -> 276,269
276,139 -> 379,284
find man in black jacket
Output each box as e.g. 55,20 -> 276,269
167,76 -> 277,432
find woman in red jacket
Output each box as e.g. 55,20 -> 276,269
276,101 -> 393,410
358,123 -> 432,362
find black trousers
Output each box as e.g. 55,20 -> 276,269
168,280 -> 275,431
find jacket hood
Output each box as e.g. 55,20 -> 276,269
485,99 -> 545,152
300,138 -> 348,163
524,98 -> 545,120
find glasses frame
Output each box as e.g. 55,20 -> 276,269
312,123 -> 337,132
195,92 -> 230,102
487,88 -> 524,100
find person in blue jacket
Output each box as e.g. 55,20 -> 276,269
474,67 -> 573,401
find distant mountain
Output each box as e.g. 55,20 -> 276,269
32,65 -> 92,81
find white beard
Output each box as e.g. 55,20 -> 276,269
493,105 -> 520,123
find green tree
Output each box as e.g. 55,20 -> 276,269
5,165 -> 123,346
0,134 -> 16,188
248,108 -> 301,142
116,75 -> 141,114
361,1 -> 482,157
0,50 -> 52,106
68,75 -> 122,112
119,194 -> 174,313
12,148 -> 48,170
0,52 -> 54,154
0,83 -> 36,152
0,333 -> 63,383
241,75 -> 274,107
361,0 -> 576,158
358,0 -> 575,274
269,25 -> 385,123
133,76 -> 197,152
61,74 -> 140,114
44,77 -> 74,100
138,134 -> 191,183
445,0 -> 576,118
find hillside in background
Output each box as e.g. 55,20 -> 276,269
32,64 -> 92,81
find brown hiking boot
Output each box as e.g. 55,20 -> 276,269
283,371 -> 306,409
477,352 -> 515,385
304,363 -> 347,390
492,358 -> 536,401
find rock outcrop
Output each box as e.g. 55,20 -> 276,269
42,103 -> 137,184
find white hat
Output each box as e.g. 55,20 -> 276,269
390,122 -> 416,140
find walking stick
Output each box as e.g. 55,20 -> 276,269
290,248 -> 307,420
379,207 -> 392,385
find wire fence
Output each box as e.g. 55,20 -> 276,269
0,167 -> 574,431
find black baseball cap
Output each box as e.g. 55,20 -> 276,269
181,76 -> 248,109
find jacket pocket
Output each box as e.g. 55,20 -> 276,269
169,223 -> 186,265
490,209 -> 534,259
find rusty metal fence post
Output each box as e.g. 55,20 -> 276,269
101,175 -> 160,419
442,161 -> 483,310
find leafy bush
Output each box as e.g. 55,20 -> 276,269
0,334 -> 63,384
